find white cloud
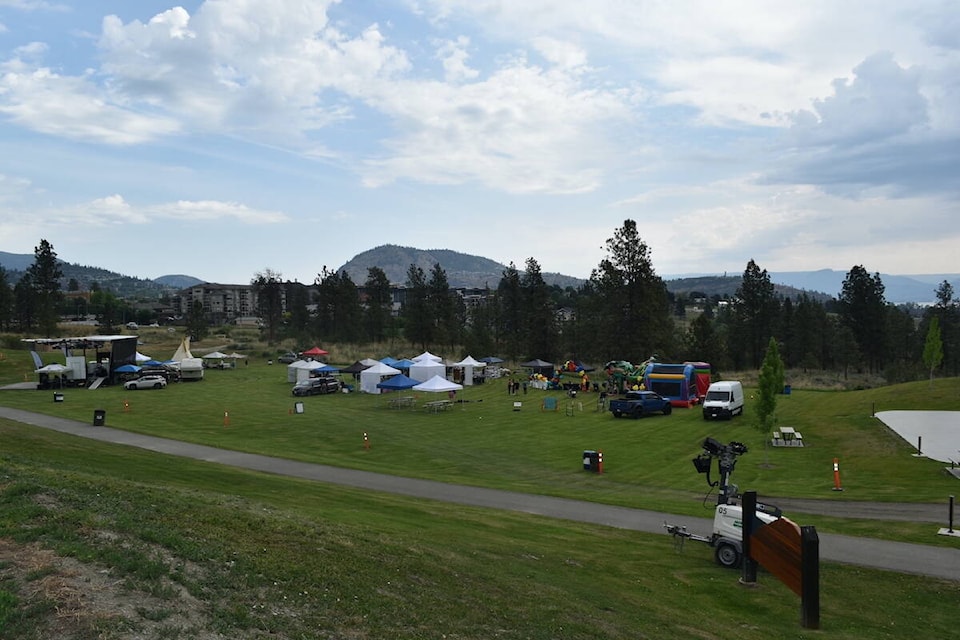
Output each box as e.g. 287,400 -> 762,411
0,63 -> 181,144
150,199 -> 288,223
787,53 -> 928,146
361,56 -> 634,193
435,36 -> 478,82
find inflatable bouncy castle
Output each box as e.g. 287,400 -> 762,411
643,362 -> 700,407
686,361 -> 712,400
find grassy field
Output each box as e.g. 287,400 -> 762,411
2,419 -> 959,639
2,334 -> 960,638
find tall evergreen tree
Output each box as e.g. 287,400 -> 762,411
186,300 -> 208,341
838,265 -> 886,373
463,287 -> 497,359
427,263 -> 456,348
685,313 -> 726,374
521,257 -> 558,360
403,264 -> 431,349
334,271 -> 362,343
589,220 -> 672,362
496,263 -> 523,361
27,239 -> 63,336
792,294 -> 828,371
314,268 -> 362,343
252,269 -> 285,345
0,267 -> 12,331
363,266 -> 394,343
13,272 -> 36,332
285,282 -> 311,339
884,304 -> 918,382
930,280 -> 959,376
731,259 -> 778,369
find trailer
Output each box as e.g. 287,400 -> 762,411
663,437 -> 783,568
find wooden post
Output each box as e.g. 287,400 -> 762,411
741,491 -> 757,584
800,526 -> 820,629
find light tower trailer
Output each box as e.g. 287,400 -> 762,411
664,437 -> 783,568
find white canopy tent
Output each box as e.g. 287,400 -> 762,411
360,361 -> 401,394
288,359 -> 325,382
412,350 -> 443,362
409,359 -> 445,383
453,355 -> 485,386
412,375 -> 463,393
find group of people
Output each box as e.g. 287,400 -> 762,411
506,379 -> 527,395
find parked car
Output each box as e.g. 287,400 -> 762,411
292,376 -> 340,396
608,390 -> 672,418
278,352 -> 299,364
124,375 -> 167,390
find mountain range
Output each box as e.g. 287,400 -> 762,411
1,247 -> 956,304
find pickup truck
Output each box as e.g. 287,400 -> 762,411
609,390 -> 673,418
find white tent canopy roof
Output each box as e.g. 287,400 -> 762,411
412,375 -> 463,393
202,351 -> 229,359
35,363 -> 69,374
289,359 -> 325,369
413,350 -> 443,362
363,362 -> 401,375
453,355 -> 484,367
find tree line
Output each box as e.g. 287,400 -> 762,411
4,225 -> 958,382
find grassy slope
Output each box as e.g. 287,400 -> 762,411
1,421 -> 959,639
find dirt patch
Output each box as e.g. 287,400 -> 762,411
0,538 -> 226,639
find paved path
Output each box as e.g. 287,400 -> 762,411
1,406 -> 958,582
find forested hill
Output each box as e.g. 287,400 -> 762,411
337,244 -> 584,289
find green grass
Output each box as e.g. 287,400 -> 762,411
2,348 -> 958,516
1,423 -> 958,639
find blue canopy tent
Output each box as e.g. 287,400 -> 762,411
376,373 -> 418,391
114,364 -> 141,373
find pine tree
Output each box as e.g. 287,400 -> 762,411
403,264 -> 431,349
27,239 -> 63,336
589,220 -> 672,362
732,259 -> 778,368
839,265 -> 886,373
521,257 -> 558,360
363,266 -> 393,343
253,269 -> 284,345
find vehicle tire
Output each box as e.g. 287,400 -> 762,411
714,542 -> 741,569
612,411 -> 622,418
153,383 -> 163,389
662,404 -> 672,415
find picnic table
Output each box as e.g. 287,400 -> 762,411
388,396 -> 416,409
772,426 -> 804,447
423,400 -> 453,413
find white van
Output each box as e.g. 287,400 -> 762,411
702,381 -> 744,420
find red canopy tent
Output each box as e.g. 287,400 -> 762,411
302,346 -> 328,357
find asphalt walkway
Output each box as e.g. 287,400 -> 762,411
1,406 -> 958,582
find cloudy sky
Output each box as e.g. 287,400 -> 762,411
1,0 -> 957,285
